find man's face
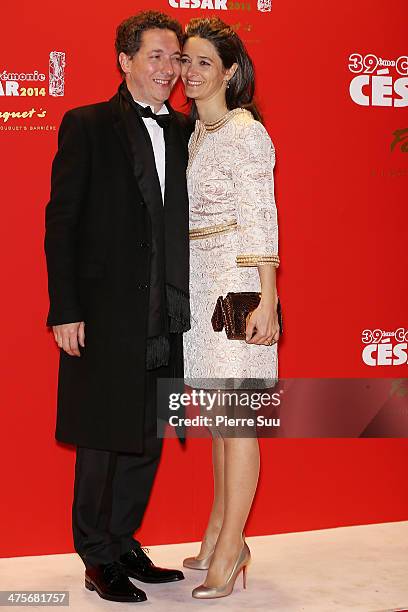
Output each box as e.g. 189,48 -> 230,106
119,28 -> 181,110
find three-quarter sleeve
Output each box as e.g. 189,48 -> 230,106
233,120 -> 280,268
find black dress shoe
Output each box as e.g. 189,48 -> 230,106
85,561 -> 147,602
119,547 -> 185,584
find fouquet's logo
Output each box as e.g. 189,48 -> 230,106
391,128 -> 408,153
361,328 -> 408,367
348,53 -> 408,107
0,51 -> 66,98
390,379 -> 408,398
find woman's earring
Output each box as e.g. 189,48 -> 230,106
225,80 -> 230,88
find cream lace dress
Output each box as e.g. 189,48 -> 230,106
183,108 -> 280,389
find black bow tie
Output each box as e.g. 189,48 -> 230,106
135,103 -> 171,129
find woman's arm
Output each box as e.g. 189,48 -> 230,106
246,263 -> 279,345
233,119 -> 280,345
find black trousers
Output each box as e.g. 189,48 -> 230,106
72,366 -> 166,568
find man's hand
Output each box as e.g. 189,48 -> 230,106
52,321 -> 85,357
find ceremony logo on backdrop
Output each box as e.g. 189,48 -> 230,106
0,51 -> 65,132
362,328 -> 408,367
348,53 -> 408,107
167,0 -> 270,11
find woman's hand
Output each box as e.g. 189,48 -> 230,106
245,295 -> 280,345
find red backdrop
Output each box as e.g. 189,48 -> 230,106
0,0 -> 407,558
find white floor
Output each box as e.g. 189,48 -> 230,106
0,522 -> 407,612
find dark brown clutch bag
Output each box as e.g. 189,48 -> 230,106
211,292 -> 283,340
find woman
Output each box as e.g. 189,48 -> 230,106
180,18 -> 281,599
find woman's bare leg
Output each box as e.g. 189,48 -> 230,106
195,434 -> 225,558
203,436 -> 260,586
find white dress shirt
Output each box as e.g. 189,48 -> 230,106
134,98 -> 169,204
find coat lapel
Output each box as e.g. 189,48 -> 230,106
163,103 -> 189,212
111,93 -> 134,169
110,93 -> 163,208
162,104 -> 191,296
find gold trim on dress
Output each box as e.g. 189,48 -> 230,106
202,108 -> 249,132
187,108 -> 251,173
236,254 -> 280,267
189,220 -> 238,240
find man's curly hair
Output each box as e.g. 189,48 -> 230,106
115,11 -> 183,75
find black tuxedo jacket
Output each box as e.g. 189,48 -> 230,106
44,90 -> 192,453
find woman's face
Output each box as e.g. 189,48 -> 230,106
181,36 -> 235,103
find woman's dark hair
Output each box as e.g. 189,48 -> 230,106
115,11 -> 183,76
183,17 -> 263,123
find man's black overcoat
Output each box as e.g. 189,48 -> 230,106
44,90 -> 191,453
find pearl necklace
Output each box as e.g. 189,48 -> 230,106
187,107 -> 249,173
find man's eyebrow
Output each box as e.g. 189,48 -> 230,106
149,49 -> 181,55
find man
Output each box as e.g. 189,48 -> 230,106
44,11 -> 192,603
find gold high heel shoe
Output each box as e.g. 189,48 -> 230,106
183,547 -> 215,570
192,541 -> 250,599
